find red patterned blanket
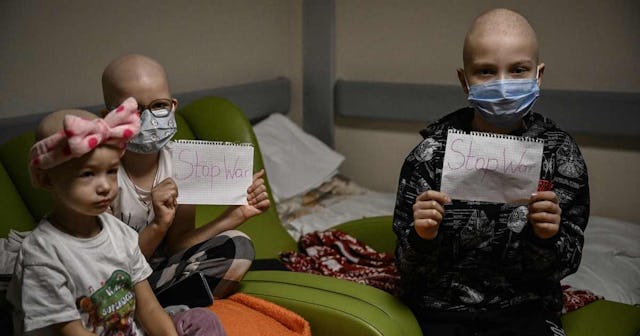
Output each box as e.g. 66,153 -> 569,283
280,230 -> 602,314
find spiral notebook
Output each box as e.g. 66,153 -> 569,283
440,129 -> 544,204
169,140 -> 254,205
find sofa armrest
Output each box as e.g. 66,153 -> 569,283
561,300 -> 640,336
240,271 -> 421,336
331,216 -> 396,255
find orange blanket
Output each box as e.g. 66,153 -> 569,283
208,293 -> 311,336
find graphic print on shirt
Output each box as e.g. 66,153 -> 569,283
76,269 -> 137,335
541,153 -> 555,179
459,210 -> 492,250
507,206 -> 529,233
414,138 -> 441,162
556,138 -> 585,178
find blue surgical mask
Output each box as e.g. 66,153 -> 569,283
466,73 -> 540,129
126,108 -> 177,154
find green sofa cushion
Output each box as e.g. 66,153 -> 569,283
173,112 -> 196,140
241,271 -> 422,336
0,132 -> 52,221
562,300 -> 640,336
177,97 -> 297,259
0,161 -> 36,238
332,216 -> 396,255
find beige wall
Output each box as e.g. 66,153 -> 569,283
0,0 -> 303,123
2,1 -> 639,222
335,0 -> 640,222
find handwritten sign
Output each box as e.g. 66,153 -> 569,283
440,130 -> 544,204
170,140 -> 254,205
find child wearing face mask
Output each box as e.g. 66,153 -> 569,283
393,8 -> 589,336
6,99 -> 225,336
101,54 -> 270,299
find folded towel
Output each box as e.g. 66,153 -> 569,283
209,293 -> 310,336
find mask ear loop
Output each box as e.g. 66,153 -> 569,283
463,73 -> 471,93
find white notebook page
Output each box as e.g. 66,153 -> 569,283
440,129 -> 544,204
170,140 -> 254,205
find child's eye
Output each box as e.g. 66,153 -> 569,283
512,67 -> 530,74
151,102 -> 171,110
108,168 -> 118,175
477,68 -> 494,76
80,171 -> 94,178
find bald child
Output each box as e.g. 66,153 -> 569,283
8,105 -> 182,335
102,54 -> 270,299
9,104 -> 226,335
393,8 -> 589,335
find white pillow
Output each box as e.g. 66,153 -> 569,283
253,113 -> 344,201
562,215 -> 640,305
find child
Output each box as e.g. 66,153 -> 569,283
101,54 -> 270,298
7,101 -> 225,336
393,8 -> 589,336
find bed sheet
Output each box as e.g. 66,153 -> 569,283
277,174 -> 396,242
561,215 -> 640,306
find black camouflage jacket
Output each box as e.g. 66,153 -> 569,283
393,107 -> 590,313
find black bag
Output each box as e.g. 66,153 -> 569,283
155,272 -> 214,308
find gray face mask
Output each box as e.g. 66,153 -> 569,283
126,108 -> 177,154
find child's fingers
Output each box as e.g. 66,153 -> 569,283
247,181 -> 266,195
253,169 -> 265,181
528,211 -> 559,225
414,199 -> 446,215
248,191 -> 269,206
253,198 -> 270,210
529,200 -> 561,215
416,190 -> 451,205
531,222 -> 559,239
530,191 -> 558,204
528,196 -> 562,239
414,208 -> 443,223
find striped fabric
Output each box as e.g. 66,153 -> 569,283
148,230 -> 254,299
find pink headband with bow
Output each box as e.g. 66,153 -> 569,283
29,97 -> 140,170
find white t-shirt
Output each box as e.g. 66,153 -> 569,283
7,213 -> 152,335
111,147 -> 173,233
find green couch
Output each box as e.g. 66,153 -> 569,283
1,97 -> 639,336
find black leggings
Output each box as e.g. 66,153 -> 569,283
415,301 -> 566,336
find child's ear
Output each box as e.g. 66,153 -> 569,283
536,63 -> 545,87
171,98 -> 179,111
456,68 -> 469,94
32,170 -> 55,190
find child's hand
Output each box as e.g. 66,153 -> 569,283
413,190 -> 451,240
151,177 -> 179,231
528,191 -> 562,239
239,169 -> 270,219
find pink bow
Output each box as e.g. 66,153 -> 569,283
29,97 -> 140,170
